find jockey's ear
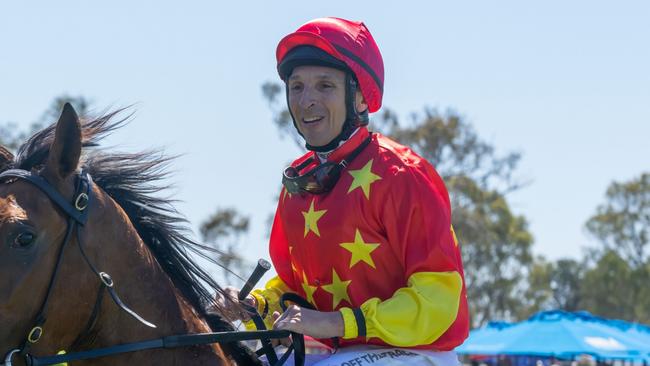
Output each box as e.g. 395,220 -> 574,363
0,145 -> 13,171
43,103 -> 82,184
355,90 -> 368,114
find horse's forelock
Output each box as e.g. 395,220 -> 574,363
0,195 -> 28,224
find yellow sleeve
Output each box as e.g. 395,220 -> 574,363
339,271 -> 463,346
244,275 -> 291,330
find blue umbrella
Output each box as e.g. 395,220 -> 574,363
456,310 -> 650,361
607,319 -> 650,349
606,318 -> 650,362
456,321 -> 515,354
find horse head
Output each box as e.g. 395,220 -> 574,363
0,105 -> 91,353
0,104 -> 257,365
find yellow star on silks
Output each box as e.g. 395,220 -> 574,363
289,246 -> 298,274
451,225 -> 459,247
302,199 -> 327,237
347,159 -> 381,199
301,272 -> 318,304
339,229 -> 380,269
322,269 -> 352,308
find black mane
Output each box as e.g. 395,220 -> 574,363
7,110 -> 258,365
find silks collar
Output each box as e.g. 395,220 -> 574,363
317,126 -> 371,163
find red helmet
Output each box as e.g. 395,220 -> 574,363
276,17 -> 384,113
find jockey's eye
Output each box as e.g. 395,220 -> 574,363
12,230 -> 37,248
318,82 -> 335,90
289,82 -> 303,93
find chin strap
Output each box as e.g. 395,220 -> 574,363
305,123 -> 357,153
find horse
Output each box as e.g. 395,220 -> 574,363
0,104 -> 262,365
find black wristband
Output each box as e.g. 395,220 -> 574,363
352,308 -> 366,337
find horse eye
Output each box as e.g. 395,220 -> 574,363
14,232 -> 36,247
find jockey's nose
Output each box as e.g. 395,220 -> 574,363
297,86 -> 317,110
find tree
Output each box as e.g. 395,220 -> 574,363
200,208 -> 254,286
38,94 -> 92,126
262,82 -> 535,326
521,257 -> 554,315
581,173 -> 650,322
585,173 -> 650,268
548,258 -> 584,311
0,122 -> 25,151
0,95 -> 91,151
262,81 -> 298,148
447,174 -> 533,325
387,109 -> 525,194
523,257 -> 584,316
579,250 -> 650,323
377,108 -> 534,326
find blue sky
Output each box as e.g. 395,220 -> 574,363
1,1 -> 649,283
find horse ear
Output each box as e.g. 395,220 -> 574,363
44,103 -> 82,182
0,145 -> 14,171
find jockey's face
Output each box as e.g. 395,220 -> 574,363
288,65 -> 365,147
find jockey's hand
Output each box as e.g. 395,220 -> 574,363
270,311 -> 292,347
272,305 -> 344,339
213,286 -> 256,322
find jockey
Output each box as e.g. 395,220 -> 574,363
228,17 -> 469,365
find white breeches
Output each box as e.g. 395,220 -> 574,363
266,345 -> 460,366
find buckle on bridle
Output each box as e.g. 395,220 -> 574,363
27,326 -> 43,343
75,193 -> 89,211
99,272 -> 114,288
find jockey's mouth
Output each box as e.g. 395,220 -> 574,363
302,116 -> 325,124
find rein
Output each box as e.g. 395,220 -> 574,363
4,330 -> 292,366
0,169 -> 303,366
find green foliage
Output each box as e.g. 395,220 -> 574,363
523,257 -> 584,317
0,122 -> 25,151
444,172 -> 533,326
39,95 -> 92,126
377,108 -> 535,326
389,109 -> 525,194
581,173 -> 650,322
585,173 -> 650,268
200,207 -> 254,285
579,250 -> 650,323
521,257 -> 555,315
549,258 -> 584,311
523,173 -> 650,323
261,81 -> 298,148
200,207 -> 250,242
0,95 -> 91,152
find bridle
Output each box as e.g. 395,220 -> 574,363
0,169 -> 302,366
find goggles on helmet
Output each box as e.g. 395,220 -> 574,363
282,134 -> 372,194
